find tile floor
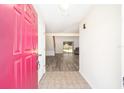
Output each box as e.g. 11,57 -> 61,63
39,71 -> 91,89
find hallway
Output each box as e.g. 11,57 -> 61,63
39,71 -> 91,89
41,53 -> 87,89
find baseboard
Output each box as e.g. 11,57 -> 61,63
79,71 -> 94,89
38,73 -> 45,83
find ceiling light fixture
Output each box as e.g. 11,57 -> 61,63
60,3 -> 70,11
59,3 -> 70,15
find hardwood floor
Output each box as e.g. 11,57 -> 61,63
39,71 -> 91,89
46,53 -> 79,71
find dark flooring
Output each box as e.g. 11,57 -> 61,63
46,53 -> 79,71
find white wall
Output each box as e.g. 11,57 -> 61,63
55,36 -> 79,53
122,5 -> 124,88
46,36 -> 55,56
38,17 -> 46,82
34,5 -> 46,82
79,5 -> 121,88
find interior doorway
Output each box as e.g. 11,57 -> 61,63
45,36 -> 79,72
63,41 -> 74,53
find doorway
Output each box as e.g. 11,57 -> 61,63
63,41 -> 74,53
45,36 -> 79,71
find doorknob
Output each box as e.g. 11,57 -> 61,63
37,53 -> 42,57
37,60 -> 40,70
38,54 -> 42,56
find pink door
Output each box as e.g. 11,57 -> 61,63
0,4 -> 38,89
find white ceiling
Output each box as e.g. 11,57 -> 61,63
34,4 -> 91,33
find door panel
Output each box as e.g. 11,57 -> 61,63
13,5 -> 22,55
14,58 -> 22,88
24,16 -> 32,51
24,55 -> 32,88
